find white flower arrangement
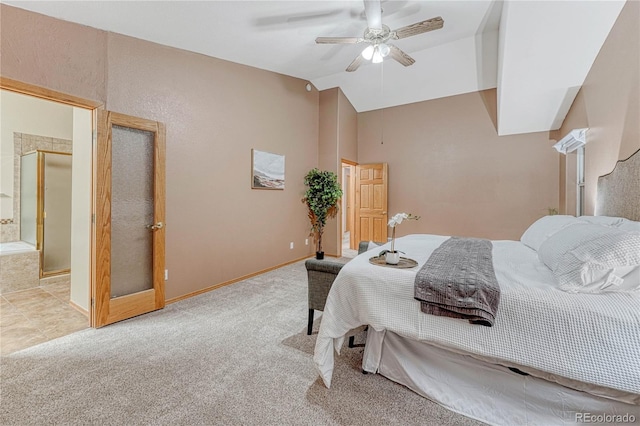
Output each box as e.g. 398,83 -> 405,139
388,212 -> 420,254
388,212 -> 418,227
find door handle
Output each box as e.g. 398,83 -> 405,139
146,222 -> 164,231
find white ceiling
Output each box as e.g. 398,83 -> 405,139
5,0 -> 625,135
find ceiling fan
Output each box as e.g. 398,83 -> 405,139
315,0 -> 444,72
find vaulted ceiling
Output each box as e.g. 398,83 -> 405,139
5,1 -> 626,135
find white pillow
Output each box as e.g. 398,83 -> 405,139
578,215 -> 626,227
538,223 -> 614,271
520,215 -> 580,251
578,216 -> 640,233
619,219 -> 640,233
542,226 -> 640,293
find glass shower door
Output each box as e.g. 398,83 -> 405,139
42,152 -> 72,275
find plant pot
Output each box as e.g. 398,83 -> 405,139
316,251 -> 324,260
385,251 -> 400,265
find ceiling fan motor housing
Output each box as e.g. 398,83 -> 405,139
363,24 -> 394,46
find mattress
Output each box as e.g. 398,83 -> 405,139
314,234 -> 640,403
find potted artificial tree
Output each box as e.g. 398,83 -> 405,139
302,168 -> 343,259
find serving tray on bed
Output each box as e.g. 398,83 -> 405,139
369,256 -> 418,269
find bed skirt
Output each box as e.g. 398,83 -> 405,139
362,329 -> 640,425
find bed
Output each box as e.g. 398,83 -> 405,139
314,149 -> 640,425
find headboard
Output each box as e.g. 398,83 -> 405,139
596,148 -> 640,221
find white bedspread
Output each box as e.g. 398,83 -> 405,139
314,234 -> 640,402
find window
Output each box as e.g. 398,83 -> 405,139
576,146 -> 585,216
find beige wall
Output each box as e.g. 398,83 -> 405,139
358,89 -> 559,240
0,6 -> 108,103
1,5 -> 318,301
559,0 -> 639,216
338,89 -> 358,164
318,89 -> 338,172
317,88 -> 357,256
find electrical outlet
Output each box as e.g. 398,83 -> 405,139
164,269 -> 168,281
305,238 -> 309,245
290,242 -> 294,249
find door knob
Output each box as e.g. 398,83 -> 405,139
146,222 -> 164,230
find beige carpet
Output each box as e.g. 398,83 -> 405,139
0,260 -> 484,425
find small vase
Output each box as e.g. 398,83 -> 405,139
316,251 -> 324,260
385,251 -> 400,265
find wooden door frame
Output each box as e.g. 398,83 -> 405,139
341,159 -> 358,252
0,77 -> 103,109
1,76 -> 103,326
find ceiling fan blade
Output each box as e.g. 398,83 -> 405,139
363,0 -> 382,29
346,55 -> 365,72
389,45 -> 415,67
392,16 -> 444,40
254,9 -> 344,28
315,36 -> 362,44
320,22 -> 363,61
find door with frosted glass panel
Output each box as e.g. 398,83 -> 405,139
94,110 -> 166,327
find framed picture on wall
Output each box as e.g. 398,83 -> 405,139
251,149 -> 285,190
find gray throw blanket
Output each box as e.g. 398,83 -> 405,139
414,237 -> 500,327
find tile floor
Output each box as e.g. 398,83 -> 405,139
0,282 -> 88,355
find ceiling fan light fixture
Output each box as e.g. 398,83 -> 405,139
361,45 -> 375,60
316,1 -> 443,72
372,47 -> 384,63
378,43 -> 390,57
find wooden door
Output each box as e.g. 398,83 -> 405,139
93,110 -> 166,327
354,163 -> 388,245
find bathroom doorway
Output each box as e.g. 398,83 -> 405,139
0,84 -> 94,355
341,159 -> 357,257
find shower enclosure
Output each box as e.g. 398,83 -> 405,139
20,151 -> 72,277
